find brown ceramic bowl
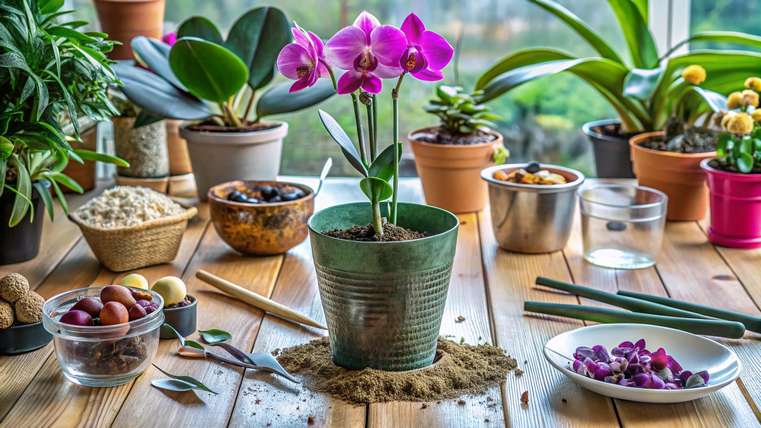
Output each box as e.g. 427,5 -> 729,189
208,180 -> 315,255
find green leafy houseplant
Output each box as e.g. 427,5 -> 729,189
474,0 -> 761,135
114,7 -> 335,129
0,0 -> 126,227
424,85 -> 500,137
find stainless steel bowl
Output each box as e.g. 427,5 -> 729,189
481,163 -> 585,253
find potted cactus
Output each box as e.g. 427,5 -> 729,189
475,0 -> 761,178
0,0 -> 126,264
629,65 -> 727,221
114,8 -> 335,200
409,85 -> 508,213
277,11 -> 459,371
702,78 -> 761,248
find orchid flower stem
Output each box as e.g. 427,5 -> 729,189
390,73 -> 406,225
366,100 -> 376,161
351,92 -> 367,166
372,94 -> 378,156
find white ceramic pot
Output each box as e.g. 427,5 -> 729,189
180,122 -> 287,200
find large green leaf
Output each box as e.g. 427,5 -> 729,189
169,37 -> 249,103
608,0 -> 659,68
318,109 -> 367,177
177,16 -> 224,45
131,36 -> 185,91
623,67 -> 664,102
74,149 -> 129,168
113,61 -> 211,120
666,31 -> 761,59
368,143 -> 402,182
256,80 -> 335,118
38,0 -> 64,14
33,181 -> 54,221
9,156 -> 32,227
360,177 -> 393,204
688,87 -> 727,113
0,136 -> 12,159
528,0 -> 623,64
225,6 -> 290,90
476,48 -> 574,90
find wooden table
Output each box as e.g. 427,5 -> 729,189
2,177 -> 761,428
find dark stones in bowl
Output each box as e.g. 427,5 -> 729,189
159,294 -> 197,339
208,180 -> 315,255
0,322 -> 52,354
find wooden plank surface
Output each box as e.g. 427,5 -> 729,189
5,178 -> 761,428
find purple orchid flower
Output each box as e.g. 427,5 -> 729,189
277,23 -> 330,93
650,347 -> 669,371
398,13 -> 454,81
162,32 -> 177,46
326,11 -> 406,94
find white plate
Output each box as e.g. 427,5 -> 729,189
543,323 -> 741,403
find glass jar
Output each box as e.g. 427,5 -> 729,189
42,286 -> 164,387
579,184 -> 667,269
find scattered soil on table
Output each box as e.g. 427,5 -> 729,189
324,223 -> 426,242
412,127 -> 497,145
276,337 -> 518,404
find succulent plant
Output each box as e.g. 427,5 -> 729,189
424,85 -> 501,135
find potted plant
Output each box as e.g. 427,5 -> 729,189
113,8 -> 335,200
0,0 -> 126,264
702,78 -> 761,248
93,0 -> 165,60
630,65 -> 727,220
474,0 -> 761,178
409,85 -> 508,213
276,12 -> 459,371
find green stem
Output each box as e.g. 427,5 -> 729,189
243,89 -> 256,124
366,99 -> 376,161
372,94 -> 378,158
225,99 -> 243,128
390,73 -> 405,224
351,92 -> 367,166
372,201 -> 383,240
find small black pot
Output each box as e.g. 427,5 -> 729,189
582,119 -> 637,178
159,294 -> 197,339
0,181 -> 47,264
0,322 -> 53,354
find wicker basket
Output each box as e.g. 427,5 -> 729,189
69,207 -> 198,272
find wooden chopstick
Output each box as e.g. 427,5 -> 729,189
195,269 -> 327,330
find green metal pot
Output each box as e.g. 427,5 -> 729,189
308,202 -> 459,371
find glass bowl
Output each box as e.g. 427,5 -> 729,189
42,286 -> 164,387
579,184 -> 667,269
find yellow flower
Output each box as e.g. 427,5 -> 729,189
721,112 -> 735,129
726,112 -> 754,134
752,109 -> 761,122
743,89 -> 760,107
727,92 -> 745,109
682,65 -> 706,85
745,77 -> 761,92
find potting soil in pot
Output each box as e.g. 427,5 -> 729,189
276,337 -> 518,404
412,127 -> 497,145
324,223 -> 426,241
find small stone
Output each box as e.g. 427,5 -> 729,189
606,221 -> 627,232
515,368 -> 524,376
457,399 -> 466,406
455,315 -> 465,323
257,185 -> 277,199
520,391 -> 529,406
421,403 -> 428,409
228,191 -> 248,203
280,191 -> 302,201
525,162 -> 541,173
268,195 -> 282,203
307,416 -> 315,425
561,398 -> 567,404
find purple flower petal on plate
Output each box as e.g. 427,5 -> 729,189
634,339 -> 647,351
667,355 -> 683,373
651,348 -> 669,371
650,374 -> 666,389
633,372 -> 651,388
572,359 -> 585,375
592,345 -> 610,363
697,370 -> 710,383
574,346 -> 596,361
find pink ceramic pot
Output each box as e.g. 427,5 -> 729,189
701,159 -> 761,248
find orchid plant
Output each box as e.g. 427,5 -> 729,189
277,11 -> 453,238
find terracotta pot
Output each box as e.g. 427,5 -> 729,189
63,124 -> 98,193
94,0 -> 165,60
181,122 -> 287,201
165,120 -> 192,175
409,127 -> 501,213
630,132 -> 715,221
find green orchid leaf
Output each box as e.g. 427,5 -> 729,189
199,328 -> 232,344
688,87 -> 727,113
184,339 -> 205,350
368,143 -> 402,182
169,37 -> 249,103
528,0 -> 623,64
74,149 -> 129,168
607,0 -> 659,68
131,36 -> 186,91
113,61 -> 211,120
318,109 -> 368,177
177,16 -> 224,45
9,156 -> 32,227
151,378 -> 205,393
33,181 -> 54,220
225,6 -> 290,90
256,80 -> 335,118
360,176 -> 393,204
475,47 -> 574,90
623,67 -> 663,102
152,364 -> 218,394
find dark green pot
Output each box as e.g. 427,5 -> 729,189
308,202 -> 459,371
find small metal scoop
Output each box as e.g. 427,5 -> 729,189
203,340 -> 299,383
